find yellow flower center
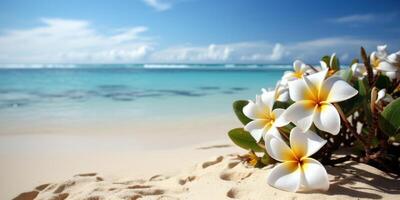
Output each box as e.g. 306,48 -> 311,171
263,112 -> 276,129
293,71 -> 303,78
372,58 -> 380,68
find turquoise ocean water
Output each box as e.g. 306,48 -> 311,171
0,64 -> 290,130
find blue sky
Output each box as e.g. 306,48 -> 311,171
0,0 -> 399,64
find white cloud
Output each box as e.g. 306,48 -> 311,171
330,14 -> 376,23
142,0 -> 172,11
241,43 -> 285,61
150,44 -> 233,62
150,38 -> 385,64
329,13 -> 397,24
0,18 -> 393,65
0,18 -> 153,63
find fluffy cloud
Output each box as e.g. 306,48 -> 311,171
0,18 -> 393,65
150,38 -> 384,64
142,0 -> 172,11
0,18 -> 153,63
150,44 -> 233,62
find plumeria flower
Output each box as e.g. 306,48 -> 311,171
351,63 -> 367,79
284,70 -> 358,135
243,91 -> 289,142
320,53 -> 339,76
370,45 -> 399,73
282,60 -> 312,82
265,127 -> 329,192
262,81 -> 289,102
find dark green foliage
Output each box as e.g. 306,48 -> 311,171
233,100 -> 252,125
379,98 -> 400,136
228,128 -> 264,152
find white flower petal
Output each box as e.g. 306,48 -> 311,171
323,76 -> 358,103
376,89 -> 386,103
303,69 -> 327,95
351,63 -> 367,78
267,161 -> 301,192
273,108 -> 289,127
378,61 -> 398,72
293,60 -> 303,72
384,71 -> 399,81
370,51 -> 377,65
244,119 -> 267,142
299,63 -> 311,73
261,90 -> 275,110
320,61 -> 328,70
314,103 -> 341,135
284,101 -> 316,131
265,132 -> 296,162
264,126 -> 283,142
282,71 -> 296,82
301,158 -> 329,191
289,127 -> 327,158
330,53 -> 336,67
243,98 -> 267,120
377,45 -> 388,58
277,90 -> 289,102
288,78 -> 313,101
387,51 -> 400,63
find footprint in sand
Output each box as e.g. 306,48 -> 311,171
35,184 -> 50,191
201,156 -> 223,168
12,191 -> 39,200
178,176 -> 196,185
54,180 -> 75,193
220,171 -> 252,181
127,185 -> 152,189
226,187 -> 247,199
126,184 -> 165,196
226,161 -> 240,169
149,174 -> 169,181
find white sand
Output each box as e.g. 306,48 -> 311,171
0,115 -> 239,199
13,153 -> 400,200
2,115 -> 399,199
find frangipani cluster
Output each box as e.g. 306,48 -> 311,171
228,44 -> 400,194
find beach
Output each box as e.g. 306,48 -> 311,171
1,66 -> 399,199
5,118 -> 400,200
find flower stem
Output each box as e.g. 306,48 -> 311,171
278,127 -> 290,141
306,64 -> 319,72
333,103 -> 370,154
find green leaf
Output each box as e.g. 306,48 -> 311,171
228,128 -> 265,152
233,100 -> 252,125
260,153 -> 275,165
273,101 -> 290,109
321,55 -> 330,67
331,54 -> 340,71
357,77 -> 369,98
338,95 -> 361,116
379,98 -> 400,136
340,68 -> 353,82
